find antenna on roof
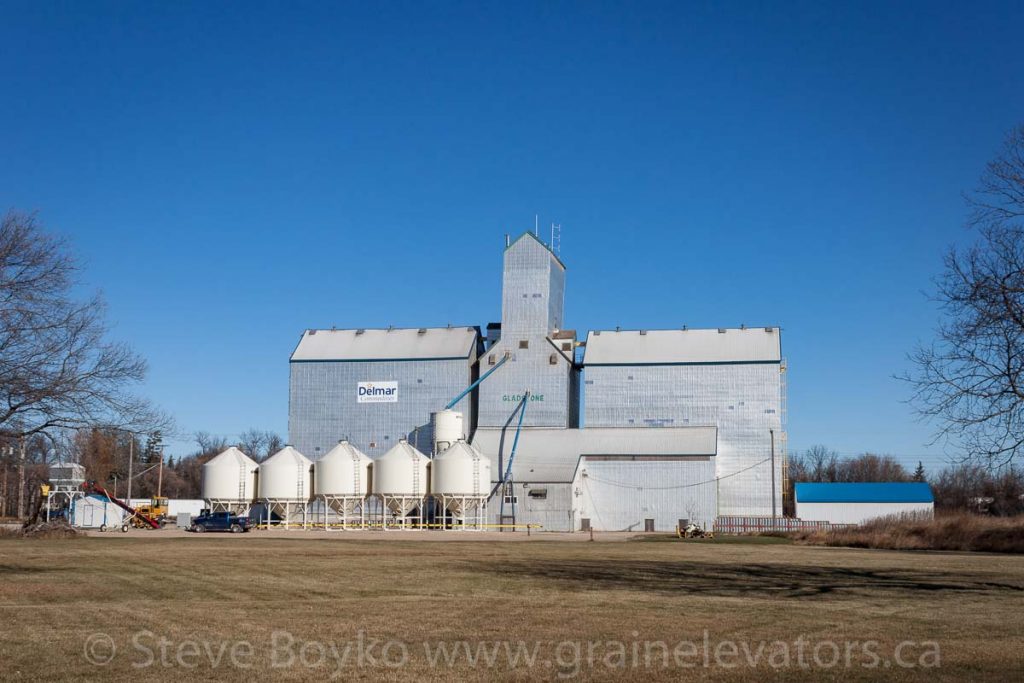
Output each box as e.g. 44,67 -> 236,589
534,214 -> 539,237
550,222 -> 561,257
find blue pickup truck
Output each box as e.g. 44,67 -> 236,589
188,511 -> 252,533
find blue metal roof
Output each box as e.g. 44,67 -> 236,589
794,482 -> 934,503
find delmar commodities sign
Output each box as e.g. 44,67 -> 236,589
357,381 -> 398,403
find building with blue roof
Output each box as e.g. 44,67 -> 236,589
794,482 -> 934,525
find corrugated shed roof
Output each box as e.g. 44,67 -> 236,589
291,327 -> 479,362
795,482 -> 934,503
583,328 -> 781,365
472,426 -> 717,482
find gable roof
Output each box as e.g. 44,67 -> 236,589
583,327 -> 781,365
794,482 -> 934,503
506,231 -> 566,270
291,327 -> 479,362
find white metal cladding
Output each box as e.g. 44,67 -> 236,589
583,327 -> 781,364
477,338 -> 575,428
289,355 -> 477,460
489,483 -> 575,531
500,233 -> 565,337
583,363 -> 783,517
72,495 -> 125,528
796,501 -> 934,526
291,327 -> 478,361
576,458 -> 718,532
472,426 -> 717,483
479,232 -> 574,428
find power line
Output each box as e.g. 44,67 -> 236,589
583,457 -> 772,491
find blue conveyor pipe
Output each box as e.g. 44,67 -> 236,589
444,353 -> 509,410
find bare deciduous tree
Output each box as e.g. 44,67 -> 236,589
0,211 -> 171,442
908,125 -> 1024,464
237,428 -> 284,462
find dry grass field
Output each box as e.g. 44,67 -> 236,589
1,531 -> 1022,681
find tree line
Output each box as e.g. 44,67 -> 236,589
785,446 -> 1024,516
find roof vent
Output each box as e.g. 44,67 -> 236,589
418,328 -> 427,335
594,331 -> 601,336
682,325 -> 688,331
740,324 -> 746,330
308,330 -> 317,335
639,330 -> 647,335
387,325 -> 394,332
718,328 -> 726,334
765,326 -> 775,333
615,326 -> 621,332
356,329 -> 365,335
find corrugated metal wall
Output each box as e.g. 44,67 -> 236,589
796,501 -> 934,525
488,483 -> 576,532
478,233 -> 574,428
575,458 -> 717,532
584,363 -> 783,517
289,358 -> 475,459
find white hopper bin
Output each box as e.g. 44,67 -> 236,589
431,409 -> 465,455
313,440 -> 372,529
430,438 -> 491,529
371,439 -> 428,528
201,447 -> 258,512
257,446 -> 312,528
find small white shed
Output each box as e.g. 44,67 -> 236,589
72,494 -> 126,529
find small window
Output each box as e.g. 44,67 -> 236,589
549,353 -> 558,365
488,354 -> 496,365
562,342 -> 571,351
581,518 -> 592,531
519,340 -> 529,349
528,488 -> 547,499
503,494 -> 518,505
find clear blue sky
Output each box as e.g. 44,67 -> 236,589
2,2 -> 1022,470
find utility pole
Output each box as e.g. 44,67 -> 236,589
0,445 -> 12,518
157,450 -> 163,498
126,433 -> 134,504
769,429 -> 777,522
16,437 -> 26,519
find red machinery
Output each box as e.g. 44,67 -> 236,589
82,481 -> 161,529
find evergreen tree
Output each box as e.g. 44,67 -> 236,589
913,461 -> 926,482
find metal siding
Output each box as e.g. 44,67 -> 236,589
577,458 -> 718,531
289,357 -> 475,459
479,233 -> 572,428
488,483 -> 576,532
796,501 -> 935,525
473,426 -> 718,483
584,363 -> 783,517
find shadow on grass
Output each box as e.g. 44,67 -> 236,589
485,559 -> 1024,599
